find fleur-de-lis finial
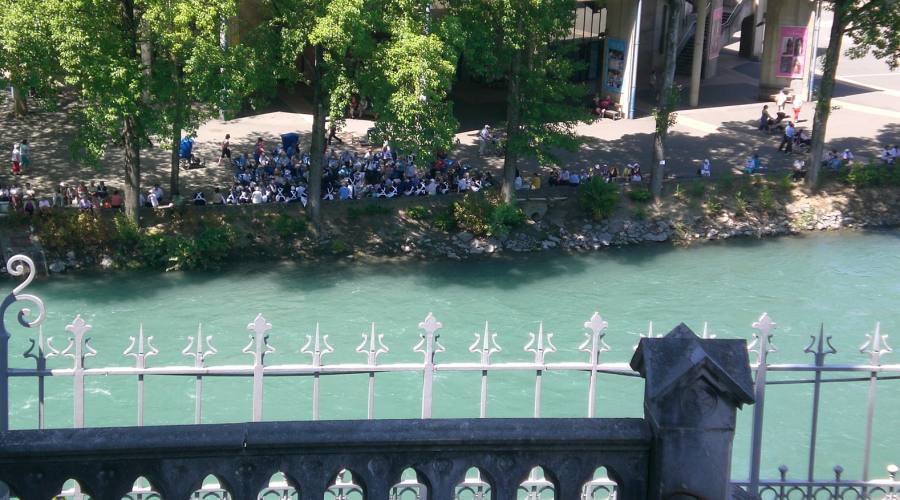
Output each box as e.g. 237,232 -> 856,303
301,323 -> 334,367
49,315 -> 96,369
748,313 -> 778,363
579,312 -> 610,363
469,321 -> 502,365
356,323 -> 389,366
414,312 -> 445,361
123,324 -> 159,369
525,322 -> 556,364
243,314 -> 275,366
860,322 -> 892,365
24,325 -> 56,364
803,323 -> 837,364
182,323 -> 217,367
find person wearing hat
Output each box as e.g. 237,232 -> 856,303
478,125 -> 491,156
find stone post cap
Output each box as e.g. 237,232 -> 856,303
630,323 -> 755,407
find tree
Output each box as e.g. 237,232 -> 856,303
263,0 -> 460,236
0,0 -> 59,116
452,0 -> 591,203
651,0 -> 684,199
806,0 -> 900,189
50,0 -> 149,222
141,0 -> 242,197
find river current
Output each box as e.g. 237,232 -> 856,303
5,229 -> 900,479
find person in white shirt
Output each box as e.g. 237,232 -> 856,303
791,95 -> 804,121
147,189 -> 159,208
775,89 -> 788,113
882,146 -> 896,165
426,179 -> 437,196
842,149 -> 854,162
251,187 -> 263,204
478,125 -> 491,156
457,176 -> 469,192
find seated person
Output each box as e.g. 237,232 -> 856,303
530,174 -> 541,190
883,145 -> 897,165
795,128 -> 811,146
792,159 -> 807,181
193,191 -> 207,206
842,149 -> 854,162
699,159 -> 711,177
630,167 -> 642,183
568,171 -> 581,186
548,169 -> 561,186
110,190 -> 123,209
758,105 -> 773,131
745,154 -> 762,174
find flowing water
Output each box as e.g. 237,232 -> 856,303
5,229 -> 900,480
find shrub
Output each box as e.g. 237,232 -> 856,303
734,191 -> 748,216
488,201 -> 526,237
687,182 -> 706,199
406,205 -> 429,220
627,188 -> 653,203
705,197 -> 722,215
348,203 -> 393,220
758,185 -> 775,212
272,213 -> 307,241
631,206 -> 647,220
327,239 -> 350,255
777,174 -> 794,194
845,162 -> 900,188
673,184 -> 686,202
578,177 -> 620,220
452,193 -> 526,237
432,208 -> 457,232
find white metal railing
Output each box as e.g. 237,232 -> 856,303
1,255 -> 899,500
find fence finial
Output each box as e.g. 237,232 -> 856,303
243,314 -> 275,366
860,322 -> 892,365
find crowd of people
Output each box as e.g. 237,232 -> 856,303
203,138 -> 500,206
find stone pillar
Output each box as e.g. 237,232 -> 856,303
631,324 -> 755,500
752,0 -> 767,60
688,0 -> 708,107
603,0 -> 640,117
704,0 -> 724,79
758,0 -> 816,99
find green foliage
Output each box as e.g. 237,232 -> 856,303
687,182 -> 707,199
450,192 -> 525,237
705,197 -> 723,215
758,185 -> 775,212
326,239 -> 350,255
673,184 -> 686,202
487,200 -> 526,237
628,188 -> 653,203
777,174 -> 795,194
734,191 -> 748,216
0,0 -> 59,100
272,214 -> 308,240
578,177 -> 620,221
347,203 -> 394,220
845,162 -> 900,188
432,208 -> 457,232
35,212 -> 108,256
631,206 -> 647,220
406,205 -> 429,220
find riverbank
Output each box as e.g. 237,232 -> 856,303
3,172 -> 900,276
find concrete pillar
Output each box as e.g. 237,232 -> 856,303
602,0 -> 640,117
704,0 -> 724,79
689,0 -> 708,107
752,0 -> 767,59
631,324 -> 755,500
758,0 -> 816,100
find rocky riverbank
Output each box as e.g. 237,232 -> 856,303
9,182 -> 900,275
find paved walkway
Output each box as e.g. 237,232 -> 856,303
0,39 -> 897,197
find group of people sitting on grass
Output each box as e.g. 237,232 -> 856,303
0,180 -> 127,215
205,140 -> 498,206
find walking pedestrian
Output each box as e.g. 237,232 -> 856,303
218,134 -> 231,166
778,122 -> 796,153
775,89 -> 788,113
10,143 -> 20,175
478,125 -> 491,156
792,95 -> 804,122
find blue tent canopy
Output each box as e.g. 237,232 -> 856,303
179,137 -> 194,159
281,133 -> 300,156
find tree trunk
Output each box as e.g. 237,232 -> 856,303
651,0 -> 683,198
170,123 -> 181,197
307,46 -> 326,238
12,86 -> 27,116
123,116 -> 142,222
501,45 -> 524,204
806,0 -> 847,190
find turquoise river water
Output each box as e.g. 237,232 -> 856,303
5,229 -> 900,480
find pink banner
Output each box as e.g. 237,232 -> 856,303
776,26 -> 808,78
708,8 -> 723,60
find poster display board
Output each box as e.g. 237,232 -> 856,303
604,38 -> 626,93
776,26 -> 809,78
708,7 -> 723,60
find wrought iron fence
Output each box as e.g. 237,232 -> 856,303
1,255 -> 899,499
